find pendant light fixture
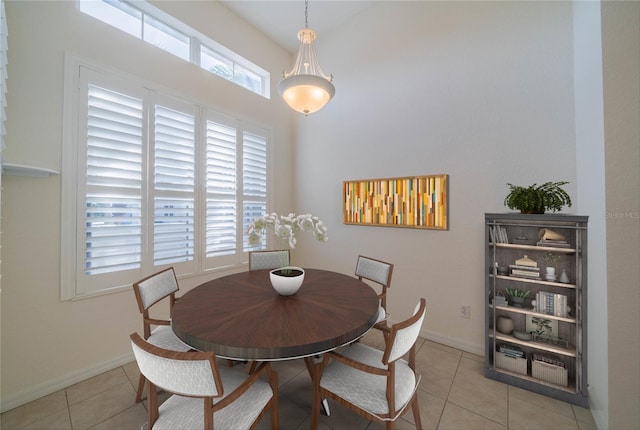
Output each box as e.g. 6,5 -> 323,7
277,0 -> 334,116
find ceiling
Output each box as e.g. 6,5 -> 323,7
219,1 -> 374,53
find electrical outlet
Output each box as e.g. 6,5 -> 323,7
460,304 -> 470,319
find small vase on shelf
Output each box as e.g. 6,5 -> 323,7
496,316 -> 514,335
545,267 -> 556,282
559,269 -> 570,283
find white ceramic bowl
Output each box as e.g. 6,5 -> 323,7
269,267 -> 305,296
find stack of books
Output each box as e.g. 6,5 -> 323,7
498,343 -> 525,359
509,264 -> 541,280
492,295 -> 509,307
534,291 -> 569,317
537,238 -> 571,248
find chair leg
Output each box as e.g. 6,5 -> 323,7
270,371 -> 279,430
411,394 -> 422,430
135,374 -> 146,403
307,358 -> 321,430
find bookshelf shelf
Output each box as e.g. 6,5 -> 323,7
489,332 -> 576,357
490,274 -> 576,289
489,304 -> 576,324
491,242 -> 577,254
485,213 -> 588,407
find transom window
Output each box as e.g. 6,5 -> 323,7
78,0 -> 269,98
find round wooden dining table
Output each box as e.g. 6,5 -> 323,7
171,268 -> 380,361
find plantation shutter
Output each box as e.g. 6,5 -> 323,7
84,84 -> 143,276
62,59 -> 272,299
153,104 -> 195,266
242,129 -> 268,250
205,119 -> 237,257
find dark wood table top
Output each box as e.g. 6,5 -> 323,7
171,268 -> 380,360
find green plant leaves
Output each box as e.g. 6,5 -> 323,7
504,181 -> 572,213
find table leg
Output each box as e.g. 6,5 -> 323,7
304,357 -> 331,417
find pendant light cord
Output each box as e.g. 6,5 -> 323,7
305,0 -> 309,29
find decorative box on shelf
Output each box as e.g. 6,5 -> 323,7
531,333 -> 570,349
495,351 -> 528,376
531,352 -> 568,387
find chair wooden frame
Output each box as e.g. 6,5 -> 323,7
130,332 -> 279,430
355,255 -> 394,333
248,249 -> 290,271
310,298 -> 426,430
132,267 -> 188,403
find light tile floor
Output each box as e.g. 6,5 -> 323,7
1,332 -> 596,430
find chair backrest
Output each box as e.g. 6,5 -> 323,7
355,255 -> 393,308
130,332 -> 221,398
384,298 -> 426,363
249,249 -> 290,271
133,267 -> 179,312
355,255 -> 393,287
132,268 -> 180,339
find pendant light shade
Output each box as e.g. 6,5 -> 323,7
278,3 -> 334,116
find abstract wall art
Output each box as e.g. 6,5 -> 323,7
343,174 -> 448,230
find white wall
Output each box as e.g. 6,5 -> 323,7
0,0 -> 294,411
293,1 -> 578,354
3,1 -> 638,425
573,2 -> 609,427
601,2 -> 640,429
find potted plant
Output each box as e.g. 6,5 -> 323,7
503,181 -> 572,214
247,212 -> 328,295
504,288 -> 530,308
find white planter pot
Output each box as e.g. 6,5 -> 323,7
269,267 -> 305,296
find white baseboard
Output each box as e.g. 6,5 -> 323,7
1,352 -> 135,413
419,328 -> 485,357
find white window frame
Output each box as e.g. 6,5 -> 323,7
77,0 -> 270,98
61,55 -> 271,300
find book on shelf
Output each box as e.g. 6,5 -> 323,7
492,296 -> 509,306
490,225 -> 509,244
537,239 -> 571,248
509,264 -> 540,279
498,343 -> 525,358
509,264 -> 540,272
511,269 -> 541,277
535,291 -> 569,317
510,266 -> 541,279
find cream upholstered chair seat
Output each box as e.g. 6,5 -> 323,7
130,332 -> 279,430
248,249 -> 290,271
151,369 -> 273,430
147,325 -> 191,351
319,343 -> 418,418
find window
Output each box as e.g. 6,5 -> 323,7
61,59 -> 270,299
78,0 -> 270,97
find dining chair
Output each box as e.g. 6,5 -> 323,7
132,267 -> 191,403
130,332 -> 279,430
355,255 -> 394,334
248,249 -> 290,271
310,298 -> 426,430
